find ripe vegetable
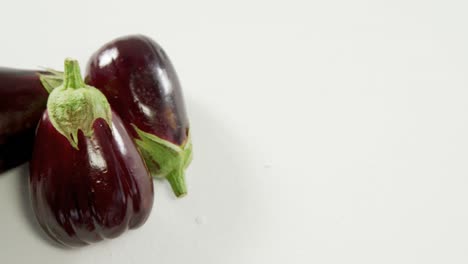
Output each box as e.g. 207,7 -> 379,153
29,59 -> 154,247
0,68 -> 61,172
86,35 -> 192,197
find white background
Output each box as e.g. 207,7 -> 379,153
1,0 -> 468,263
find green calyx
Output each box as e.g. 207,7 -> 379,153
38,68 -> 63,93
47,59 -> 112,149
133,125 -> 193,197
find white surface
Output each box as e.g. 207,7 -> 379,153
1,0 -> 468,263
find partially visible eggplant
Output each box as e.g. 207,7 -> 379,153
85,35 -> 192,197
30,59 -> 154,247
0,68 -> 61,172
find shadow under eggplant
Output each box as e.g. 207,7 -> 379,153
0,129 -> 35,174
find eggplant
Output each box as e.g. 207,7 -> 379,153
85,35 -> 192,197
29,59 -> 154,247
0,68 -> 61,172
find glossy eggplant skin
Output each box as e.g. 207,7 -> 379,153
85,35 -> 189,146
29,111 -> 154,247
0,68 -> 48,172
85,35 -> 192,197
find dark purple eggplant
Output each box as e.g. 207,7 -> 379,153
0,68 -> 61,172
29,59 -> 154,247
85,35 -> 192,197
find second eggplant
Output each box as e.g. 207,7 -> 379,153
85,35 -> 192,197
0,67 -> 61,172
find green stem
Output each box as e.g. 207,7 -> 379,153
166,168 -> 187,197
62,59 -> 85,89
46,58 -> 112,149
133,125 -> 192,198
